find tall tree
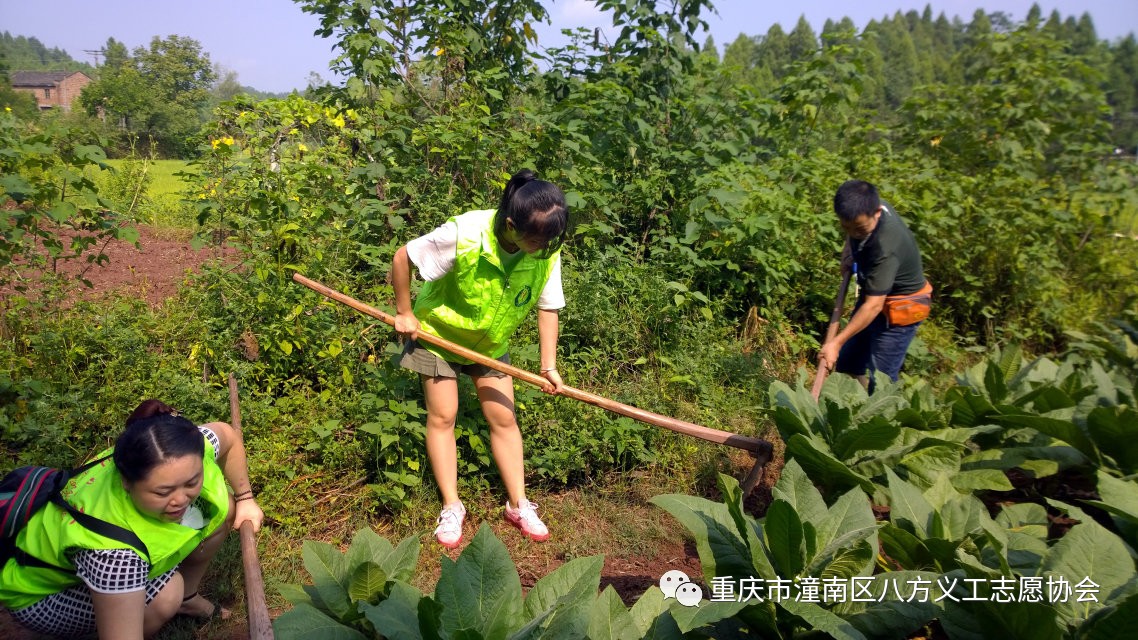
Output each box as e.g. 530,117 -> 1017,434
756,23 -> 791,80
786,15 -> 818,61
867,13 -> 921,109
701,34 -> 719,63
78,35 -> 215,156
820,17 -> 857,48
1108,34 -> 1138,149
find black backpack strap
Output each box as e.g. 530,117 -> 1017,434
9,545 -> 75,572
69,454 -> 113,477
49,494 -> 150,562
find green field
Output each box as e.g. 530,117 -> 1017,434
101,158 -> 195,230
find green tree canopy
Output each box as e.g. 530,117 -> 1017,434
78,35 -> 215,157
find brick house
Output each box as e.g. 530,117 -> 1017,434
9,71 -> 92,112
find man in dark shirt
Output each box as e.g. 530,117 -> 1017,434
818,180 -> 929,392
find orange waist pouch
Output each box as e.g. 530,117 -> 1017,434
884,281 -> 933,327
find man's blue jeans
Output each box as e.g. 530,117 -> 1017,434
835,312 -> 921,394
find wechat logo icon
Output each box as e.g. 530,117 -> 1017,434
660,569 -> 703,607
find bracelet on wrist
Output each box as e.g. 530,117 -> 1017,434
234,490 -> 253,498
235,495 -> 256,502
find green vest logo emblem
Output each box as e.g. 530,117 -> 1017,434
514,285 -> 533,307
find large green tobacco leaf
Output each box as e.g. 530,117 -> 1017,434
842,571 -> 940,639
886,469 -> 934,538
1086,407 -> 1138,474
960,445 -> 1087,478
1076,591 -> 1138,640
786,434 -> 875,494
831,418 -> 902,462
778,599 -> 867,640
668,600 -> 750,634
948,390 -> 998,427
930,490 -> 986,542
586,586 -> 640,640
523,556 -> 603,620
347,561 -> 388,605
273,602 -> 369,640
720,474 -> 778,581
278,582 -> 314,608
809,487 -> 877,576
996,503 -> 1050,539
434,523 -> 524,639
988,414 -> 1100,464
764,500 -> 805,578
949,469 -> 1014,492
878,524 -> 936,570
361,581 -> 429,640
1083,471 -> 1138,547
628,588 -> 694,640
899,442 -> 967,487
939,598 -> 1064,640
771,459 -> 828,527
649,494 -> 757,583
805,531 -> 875,580
628,587 -> 668,637
346,528 -> 394,568
1042,519 -> 1138,625
771,405 -> 812,440
302,540 -> 355,621
346,528 -> 421,584
511,556 -> 601,640
383,535 -> 423,583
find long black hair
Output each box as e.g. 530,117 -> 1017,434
114,399 -> 204,483
494,169 -> 568,254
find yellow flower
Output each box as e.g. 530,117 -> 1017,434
930,136 -> 942,148
436,47 -> 445,56
331,115 -> 345,129
297,143 -> 308,152
211,138 -> 221,149
223,135 -> 235,146
4,106 -> 10,113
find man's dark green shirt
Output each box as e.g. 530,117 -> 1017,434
852,201 -> 926,297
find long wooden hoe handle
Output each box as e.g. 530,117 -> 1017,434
811,271 -> 853,401
228,374 -> 273,640
292,273 -> 771,457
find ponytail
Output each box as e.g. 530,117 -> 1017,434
494,169 -> 568,253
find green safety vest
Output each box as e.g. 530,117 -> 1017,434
415,209 -> 558,364
0,439 -> 230,610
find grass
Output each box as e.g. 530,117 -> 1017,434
101,158 -> 197,232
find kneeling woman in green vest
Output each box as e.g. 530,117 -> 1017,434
392,169 -> 568,549
0,400 -> 264,638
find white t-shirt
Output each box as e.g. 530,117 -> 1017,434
406,222 -> 565,310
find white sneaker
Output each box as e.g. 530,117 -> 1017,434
434,502 -> 466,549
504,499 -> 550,542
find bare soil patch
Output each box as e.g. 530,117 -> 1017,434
4,225 -> 234,308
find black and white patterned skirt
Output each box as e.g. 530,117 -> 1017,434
10,549 -> 177,638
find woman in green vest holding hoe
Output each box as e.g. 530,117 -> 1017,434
0,400 -> 263,638
392,169 -> 568,549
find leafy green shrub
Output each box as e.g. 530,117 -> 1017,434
274,523 -> 725,640
0,109 -> 138,292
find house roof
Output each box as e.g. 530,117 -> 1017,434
10,71 -> 91,87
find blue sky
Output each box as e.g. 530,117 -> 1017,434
2,1 -> 1135,93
